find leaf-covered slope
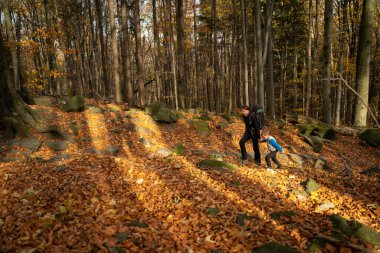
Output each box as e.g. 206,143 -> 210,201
0,101 -> 379,253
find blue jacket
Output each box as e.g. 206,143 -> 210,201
262,136 -> 283,152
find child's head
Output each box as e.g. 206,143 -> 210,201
241,105 -> 250,116
262,127 -> 270,138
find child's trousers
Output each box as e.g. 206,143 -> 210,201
265,151 -> 282,168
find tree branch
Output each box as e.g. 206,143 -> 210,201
328,74 -> 379,128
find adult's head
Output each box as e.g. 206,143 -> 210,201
241,105 -> 250,117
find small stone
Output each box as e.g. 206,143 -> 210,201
288,153 -> 304,165
302,178 -> 319,194
45,154 -> 71,162
314,159 -> 327,170
102,146 -> 120,156
54,165 -> 69,172
136,178 -> 144,184
173,163 -> 182,169
127,221 -> 148,228
205,207 -> 220,215
361,166 -> 380,176
316,202 -> 335,212
139,138 -> 153,147
225,151 -> 239,157
156,147 -> 172,157
270,211 -> 296,220
207,150 -> 224,161
85,147 -> 100,154
87,106 -> 105,114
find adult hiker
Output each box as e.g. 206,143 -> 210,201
239,105 -> 265,165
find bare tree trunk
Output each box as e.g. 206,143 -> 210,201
153,0 -> 162,102
306,0 -> 312,117
254,0 -> 264,107
266,0 -> 274,118
43,0 -> 59,94
108,0 -> 122,103
193,1 -> 200,109
168,0 -> 178,110
176,0 -> 185,109
212,0 -> 220,113
95,0 -> 109,97
121,0 -> 134,105
134,0 -> 146,105
229,0 -> 237,114
321,0 -> 333,124
3,0 -> 20,90
240,0 -> 249,106
353,0 -> 376,127
292,48 -> 298,111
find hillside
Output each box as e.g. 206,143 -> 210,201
0,99 -> 379,253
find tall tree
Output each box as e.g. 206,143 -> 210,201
306,0 -> 312,117
321,0 -> 333,124
353,0 -> 376,126
152,0 -> 161,101
240,0 -> 249,106
3,0 -> 20,90
108,0 -> 122,103
254,0 -> 264,107
121,0 -> 134,105
94,0 -> 109,97
176,0 -> 185,109
133,0 -> 146,105
265,0 -> 274,118
43,0 -> 59,94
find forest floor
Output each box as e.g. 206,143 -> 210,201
0,99 -> 379,253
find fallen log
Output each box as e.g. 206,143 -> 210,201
285,114 -> 362,136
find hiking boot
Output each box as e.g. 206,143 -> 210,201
239,158 -> 248,165
277,165 -> 283,169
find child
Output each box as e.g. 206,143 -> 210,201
261,128 -> 283,169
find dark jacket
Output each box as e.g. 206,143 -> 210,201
242,113 -> 260,136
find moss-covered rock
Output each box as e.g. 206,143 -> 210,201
297,124 -> 336,140
308,238 -> 326,253
205,207 -> 220,215
189,120 -> 210,137
303,134 -> 323,153
146,102 -> 178,122
172,144 -> 185,155
61,96 -> 85,112
328,214 -> 380,246
236,214 -> 256,226
359,129 -> 380,148
361,166 -> 380,176
302,178 -> 319,194
198,159 -> 239,171
216,121 -> 229,130
252,242 -> 299,253
45,141 -> 68,151
270,211 -> 296,221
220,114 -> 232,122
33,96 -> 55,107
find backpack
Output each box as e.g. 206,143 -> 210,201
249,105 -> 265,130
